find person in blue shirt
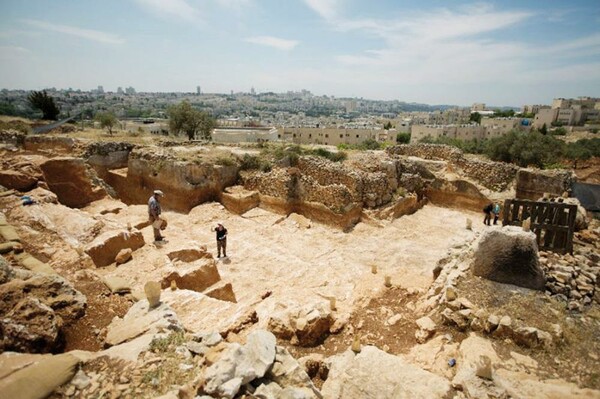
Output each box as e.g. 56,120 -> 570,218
493,202 -> 501,225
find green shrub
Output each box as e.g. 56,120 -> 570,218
216,156 -> 235,166
396,132 -> 411,144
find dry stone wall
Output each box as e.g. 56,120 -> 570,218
0,130 -> 26,146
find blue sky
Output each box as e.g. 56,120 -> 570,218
0,0 -> 599,106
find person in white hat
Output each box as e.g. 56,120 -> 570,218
148,190 -> 165,241
213,221 -> 227,258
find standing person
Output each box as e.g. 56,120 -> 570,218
213,222 -> 227,258
493,202 -> 501,225
483,203 -> 493,226
148,190 -> 165,241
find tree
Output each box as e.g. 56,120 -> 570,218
396,132 -> 411,144
469,112 -> 482,124
95,111 -> 118,135
383,121 -> 393,130
564,142 -> 591,168
167,101 -> 215,140
539,123 -> 548,135
27,90 -> 60,120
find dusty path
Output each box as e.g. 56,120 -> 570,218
91,201 -> 482,332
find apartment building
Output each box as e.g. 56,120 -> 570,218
284,127 -> 393,146
212,127 -> 279,143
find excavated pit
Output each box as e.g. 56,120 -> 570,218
2,136 -> 599,398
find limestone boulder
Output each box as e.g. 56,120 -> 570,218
0,297 -> 63,353
415,316 -> 437,344
203,330 -> 277,399
321,346 -> 452,399
0,273 -> 86,322
473,227 -> 545,290
105,300 -> 183,347
0,353 -> 80,399
266,346 -> 322,398
268,302 -> 334,347
115,248 -> 132,265
0,170 -> 38,191
39,157 -> 106,208
452,333 -> 506,399
161,260 -> 221,292
84,229 -> 145,267
512,327 -> 552,349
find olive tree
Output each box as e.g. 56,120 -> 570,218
167,100 -> 215,140
95,111 -> 118,135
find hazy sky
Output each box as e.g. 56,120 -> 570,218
0,0 -> 599,106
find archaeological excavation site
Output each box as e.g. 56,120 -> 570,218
1,130 -> 599,399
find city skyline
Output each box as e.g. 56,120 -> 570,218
0,0 -> 599,107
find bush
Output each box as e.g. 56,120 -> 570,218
552,127 -> 567,136
215,156 -> 235,166
396,132 -> 411,144
357,138 -> 381,150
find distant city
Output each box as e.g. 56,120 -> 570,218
1,87 -> 598,146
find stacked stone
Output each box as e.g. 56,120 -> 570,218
83,141 -> 135,158
0,129 -> 26,146
298,157 -> 362,202
241,168 -> 291,198
299,176 -> 354,212
386,143 -> 462,161
540,248 -> 599,312
453,157 -> 518,192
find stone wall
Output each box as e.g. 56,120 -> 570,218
453,157 -> 518,192
387,144 -> 518,192
0,130 -> 26,146
387,144 -> 462,161
85,142 -> 135,171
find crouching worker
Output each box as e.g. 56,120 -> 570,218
148,190 -> 166,241
213,222 -> 227,258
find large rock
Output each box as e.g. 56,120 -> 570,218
321,346 -> 452,399
0,353 -> 80,399
0,170 -> 38,191
39,157 -> 106,208
268,302 -> 333,347
0,273 -> 86,322
0,297 -> 63,353
452,334 -> 506,399
161,260 -> 221,292
84,229 -> 145,267
203,330 -> 277,398
105,300 -> 182,347
266,346 -> 322,398
473,227 -> 545,290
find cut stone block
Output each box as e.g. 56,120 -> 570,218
161,261 -> 221,293
84,229 -> 145,267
